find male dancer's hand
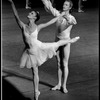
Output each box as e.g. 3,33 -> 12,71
61,12 -> 65,16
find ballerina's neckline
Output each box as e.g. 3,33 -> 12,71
25,25 -> 37,35
29,28 -> 37,35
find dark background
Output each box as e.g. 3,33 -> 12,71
2,0 -> 99,9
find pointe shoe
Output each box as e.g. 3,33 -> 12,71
35,91 -> 40,100
51,85 -> 61,91
70,36 -> 80,43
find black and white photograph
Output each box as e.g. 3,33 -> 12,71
1,0 -> 99,100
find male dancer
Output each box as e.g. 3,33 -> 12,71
41,0 -> 78,93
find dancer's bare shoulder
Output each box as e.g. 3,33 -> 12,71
69,14 -> 77,24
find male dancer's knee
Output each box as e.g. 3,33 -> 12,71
63,59 -> 68,68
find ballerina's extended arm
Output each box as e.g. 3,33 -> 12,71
37,12 -> 65,31
8,0 -> 24,29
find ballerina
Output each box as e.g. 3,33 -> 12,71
8,0 -> 80,100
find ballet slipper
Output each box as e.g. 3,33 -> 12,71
51,85 -> 61,91
63,88 -> 68,93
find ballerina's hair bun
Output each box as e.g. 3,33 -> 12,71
35,11 -> 40,22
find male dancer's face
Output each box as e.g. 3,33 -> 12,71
63,1 -> 71,11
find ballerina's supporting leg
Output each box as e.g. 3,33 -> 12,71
31,67 -> 40,100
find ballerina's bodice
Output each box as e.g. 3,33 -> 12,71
25,28 -> 42,49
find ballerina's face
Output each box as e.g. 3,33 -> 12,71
27,11 -> 37,20
63,1 -> 71,11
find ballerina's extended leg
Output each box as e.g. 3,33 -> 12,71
57,36 -> 80,47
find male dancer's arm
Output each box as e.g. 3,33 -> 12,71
41,0 -> 60,16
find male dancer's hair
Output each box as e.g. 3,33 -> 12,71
65,0 -> 73,8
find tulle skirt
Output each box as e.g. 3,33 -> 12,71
20,41 -> 58,68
